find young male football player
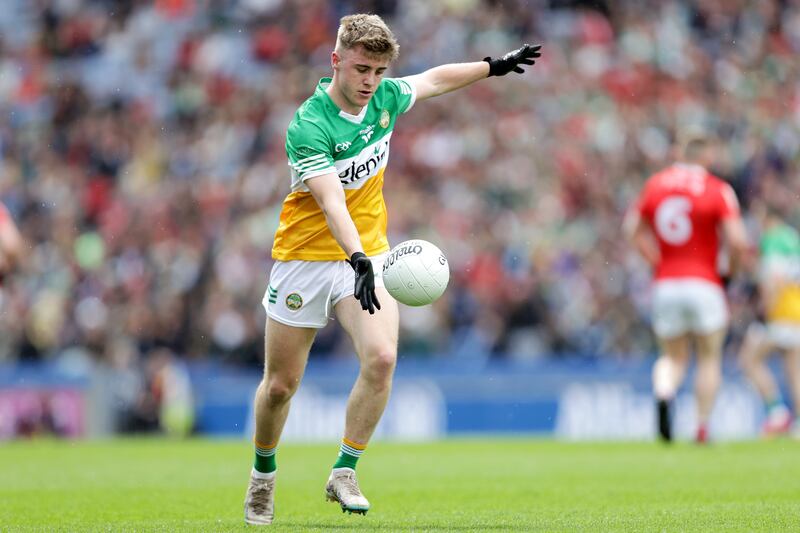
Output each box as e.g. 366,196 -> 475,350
625,133 -> 748,443
244,13 -> 541,525
739,208 -> 800,437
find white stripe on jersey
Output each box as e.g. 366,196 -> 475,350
292,159 -> 332,172
297,160 -> 331,172
295,153 -> 327,165
289,132 -> 393,191
295,166 -> 336,181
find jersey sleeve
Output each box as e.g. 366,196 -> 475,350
717,182 -> 740,219
382,78 -> 417,114
286,121 -> 336,182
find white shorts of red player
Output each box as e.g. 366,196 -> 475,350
652,278 -> 728,338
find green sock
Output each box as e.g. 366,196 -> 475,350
333,438 -> 365,470
254,441 -> 277,474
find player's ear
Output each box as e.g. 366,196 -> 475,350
331,50 -> 340,71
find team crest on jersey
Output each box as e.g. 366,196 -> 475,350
285,293 -> 303,311
379,109 -> 390,128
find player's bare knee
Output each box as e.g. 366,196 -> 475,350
361,347 -> 397,384
264,378 -> 299,406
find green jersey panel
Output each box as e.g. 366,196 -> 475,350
286,119 -> 337,183
760,223 -> 800,281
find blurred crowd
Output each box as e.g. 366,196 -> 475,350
1,0 -> 799,369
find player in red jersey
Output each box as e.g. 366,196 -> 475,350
625,133 -> 749,443
0,202 -> 23,285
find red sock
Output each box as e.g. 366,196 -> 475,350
696,425 -> 708,444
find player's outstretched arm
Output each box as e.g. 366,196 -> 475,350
306,173 -> 380,314
404,44 -> 541,102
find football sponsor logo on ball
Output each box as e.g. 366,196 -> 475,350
382,239 -> 449,306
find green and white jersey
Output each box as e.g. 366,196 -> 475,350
273,77 -> 416,261
760,222 -> 800,323
760,223 -> 800,282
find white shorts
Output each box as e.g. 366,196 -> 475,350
767,323 -> 800,349
651,278 -> 728,339
263,253 -> 387,329
750,321 -> 800,350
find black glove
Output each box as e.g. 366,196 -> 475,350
347,252 -> 381,315
484,44 -> 542,77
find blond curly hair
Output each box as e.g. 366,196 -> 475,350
336,14 -> 399,61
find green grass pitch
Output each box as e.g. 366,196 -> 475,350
2,438 -> 800,532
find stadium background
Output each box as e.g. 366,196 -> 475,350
1,0 -> 799,442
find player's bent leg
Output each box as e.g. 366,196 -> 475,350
694,328 -> 726,443
255,318 -> 317,445
335,287 -> 399,443
783,346 -> 800,437
738,323 -> 779,400
739,324 -> 790,435
652,281 -> 693,443
327,288 -> 399,514
654,335 -> 691,442
245,318 -> 317,526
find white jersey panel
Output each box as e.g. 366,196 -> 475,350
290,133 -> 392,192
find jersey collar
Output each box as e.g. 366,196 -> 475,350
317,78 -> 368,124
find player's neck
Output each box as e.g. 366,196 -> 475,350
326,79 -> 364,116
675,161 -> 706,172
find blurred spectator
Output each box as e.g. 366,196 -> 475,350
0,0 -> 799,366
115,347 -> 194,437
